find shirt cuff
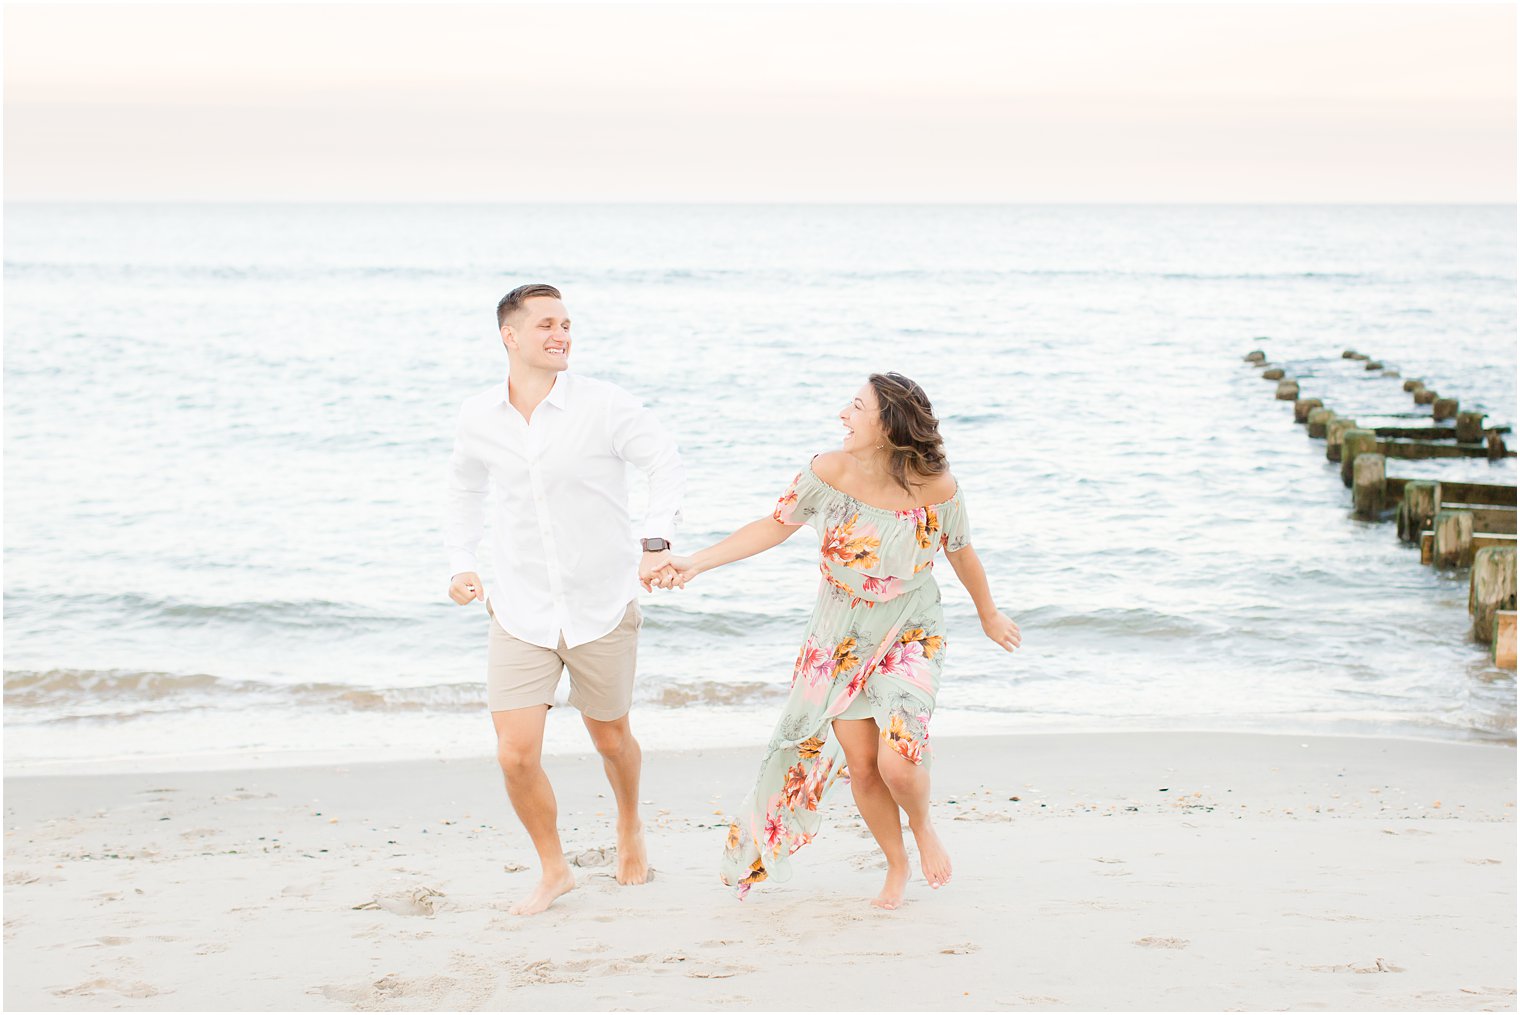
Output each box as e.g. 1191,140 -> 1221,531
448,553 -> 478,579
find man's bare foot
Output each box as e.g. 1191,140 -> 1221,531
509,867 -> 576,916
911,822 -> 953,888
872,860 -> 910,910
615,821 -> 650,885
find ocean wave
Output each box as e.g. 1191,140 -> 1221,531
4,668 -> 489,720
3,592 -> 407,632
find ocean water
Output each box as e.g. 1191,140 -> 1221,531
4,203 -> 1516,773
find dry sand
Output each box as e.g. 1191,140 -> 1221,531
4,731 -> 1515,1011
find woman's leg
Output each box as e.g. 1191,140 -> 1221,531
876,739 -> 952,888
831,718 -> 912,909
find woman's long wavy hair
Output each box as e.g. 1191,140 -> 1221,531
868,372 -> 949,494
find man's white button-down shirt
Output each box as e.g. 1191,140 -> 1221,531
445,372 -> 684,649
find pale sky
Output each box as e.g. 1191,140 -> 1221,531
5,3 -> 1515,202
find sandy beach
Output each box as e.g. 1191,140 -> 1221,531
4,731 -> 1515,1012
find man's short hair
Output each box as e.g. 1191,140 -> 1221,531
497,283 -> 562,329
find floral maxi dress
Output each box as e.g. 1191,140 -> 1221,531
719,458 -> 972,897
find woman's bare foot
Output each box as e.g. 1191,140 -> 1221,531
615,821 -> 650,885
510,866 -> 576,916
911,823 -> 952,888
872,860 -> 910,910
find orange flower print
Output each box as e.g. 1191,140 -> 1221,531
740,856 -> 768,886
883,713 -> 926,764
832,637 -> 860,680
820,514 -> 881,571
725,820 -> 741,851
773,476 -> 801,524
797,735 -> 825,759
782,762 -> 808,811
896,506 -> 939,549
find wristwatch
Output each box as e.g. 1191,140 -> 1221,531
640,538 -> 672,553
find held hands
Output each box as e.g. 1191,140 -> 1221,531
639,550 -> 684,592
981,609 -> 1021,652
449,572 -> 485,605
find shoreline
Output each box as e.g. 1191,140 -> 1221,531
5,730 -> 1515,1011
6,714 -> 1517,778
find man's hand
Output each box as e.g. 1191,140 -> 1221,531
639,550 -> 683,591
449,571 -> 485,605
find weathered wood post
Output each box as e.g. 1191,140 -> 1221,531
1432,396 -> 1459,421
1243,350 -> 1266,364
1469,547 -> 1516,644
1433,509 -> 1475,567
1353,453 -> 1386,519
1275,380 -> 1300,400
1456,411 -> 1485,443
1403,378 -> 1423,392
1414,388 -> 1437,405
1262,367 -> 1285,381
1326,417 -> 1358,462
1294,397 -> 1323,423
1488,432 -> 1508,460
1397,480 -> 1439,543
1365,360 -> 1383,371
1306,407 -> 1334,438
1340,429 -> 1378,486
1496,612 -> 1518,668
1409,382 -> 1427,400
1342,349 -> 1359,359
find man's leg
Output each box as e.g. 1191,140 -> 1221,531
563,601 -> 648,885
582,712 -> 650,884
492,705 -> 577,915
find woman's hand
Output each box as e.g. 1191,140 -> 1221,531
980,610 -> 1021,652
668,554 -> 703,587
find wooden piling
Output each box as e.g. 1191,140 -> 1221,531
1244,350 -> 1267,363
1365,361 -> 1383,371
1398,481 -> 1439,543
1433,509 -> 1476,567
1353,454 -> 1386,519
1432,397 -> 1459,421
1342,349 -> 1359,359
1262,367 -> 1285,381
1294,397 -> 1324,423
1275,380 -> 1300,400
1456,411 -> 1485,443
1414,388 -> 1437,405
1488,432 -> 1509,460
1319,419 -> 1355,461
1341,429 -> 1378,486
1469,547 -> 1517,644
1403,379 -> 1423,392
1495,611 -> 1517,668
1306,407 -> 1334,438
1326,418 -> 1357,462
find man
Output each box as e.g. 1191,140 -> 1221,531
445,283 -> 684,916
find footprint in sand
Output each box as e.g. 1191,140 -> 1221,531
352,884 -> 446,916
53,978 -> 162,999
1134,936 -> 1190,949
940,943 -> 980,955
1309,957 -> 1404,974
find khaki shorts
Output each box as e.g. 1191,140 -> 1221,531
486,601 -> 642,720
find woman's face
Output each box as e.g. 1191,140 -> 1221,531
840,382 -> 887,454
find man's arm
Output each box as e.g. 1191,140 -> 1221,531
608,392 -> 685,586
445,405 -> 489,603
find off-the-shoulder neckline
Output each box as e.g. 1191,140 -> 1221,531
805,456 -> 960,515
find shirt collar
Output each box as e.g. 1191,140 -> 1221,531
500,371 -> 571,410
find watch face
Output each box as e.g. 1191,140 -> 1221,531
643,538 -> 670,552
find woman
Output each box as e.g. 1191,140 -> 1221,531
669,372 -> 1020,909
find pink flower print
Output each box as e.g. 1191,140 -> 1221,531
861,575 -> 905,601
878,639 -> 933,694
763,805 -> 788,854
793,637 -> 835,704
